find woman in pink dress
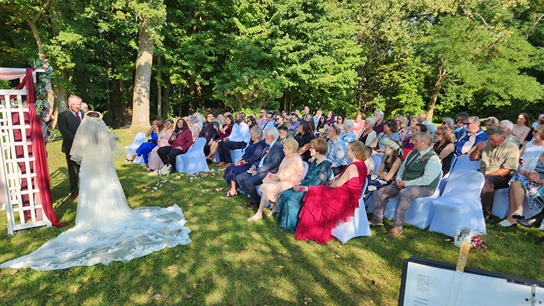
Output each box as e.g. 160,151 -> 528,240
148,119 -> 174,171
247,138 -> 304,221
295,141 -> 368,244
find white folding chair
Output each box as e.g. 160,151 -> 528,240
332,179 -> 371,243
125,132 -> 146,158
429,170 -> 486,237
176,138 -> 209,174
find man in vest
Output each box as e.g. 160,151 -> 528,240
369,132 -> 442,237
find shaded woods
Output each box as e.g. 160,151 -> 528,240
1,0 -> 543,127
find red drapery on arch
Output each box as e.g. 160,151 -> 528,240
11,68 -> 65,227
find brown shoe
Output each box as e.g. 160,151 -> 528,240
368,219 -> 384,227
69,192 -> 78,199
387,227 -> 403,237
246,202 -> 259,209
217,162 -> 227,167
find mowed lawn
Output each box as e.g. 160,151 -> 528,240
0,129 -> 543,305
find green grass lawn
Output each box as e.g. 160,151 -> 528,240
1,129 -> 543,305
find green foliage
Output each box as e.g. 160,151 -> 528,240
1,0 -> 544,123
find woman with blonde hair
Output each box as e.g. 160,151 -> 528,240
248,138 -> 304,221
433,125 -> 455,175
277,138 -> 331,232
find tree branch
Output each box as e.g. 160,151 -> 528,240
33,0 -> 53,22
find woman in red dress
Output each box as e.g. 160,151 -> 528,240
295,141 -> 368,244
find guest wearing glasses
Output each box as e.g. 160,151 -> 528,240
455,116 -> 488,156
433,126 -> 455,175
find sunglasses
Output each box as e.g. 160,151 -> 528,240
442,122 -> 447,124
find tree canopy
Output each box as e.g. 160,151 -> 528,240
1,0 -> 543,126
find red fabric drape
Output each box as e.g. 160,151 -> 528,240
18,68 -> 65,227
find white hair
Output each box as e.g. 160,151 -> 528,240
500,120 -> 513,131
264,126 -> 279,140
344,120 -> 354,128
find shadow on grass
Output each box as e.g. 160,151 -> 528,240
1,157 -> 543,305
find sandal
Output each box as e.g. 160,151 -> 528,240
224,191 -> 238,198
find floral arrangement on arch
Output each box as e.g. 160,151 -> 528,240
35,53 -> 53,114
453,227 -> 488,253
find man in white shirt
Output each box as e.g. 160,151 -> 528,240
369,133 -> 442,237
217,113 -> 250,166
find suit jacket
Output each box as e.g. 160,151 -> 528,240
199,121 -> 218,141
254,140 -> 285,175
58,110 -> 82,153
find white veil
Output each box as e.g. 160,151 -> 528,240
70,112 -> 124,164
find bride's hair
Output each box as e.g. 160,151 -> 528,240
85,111 -> 102,119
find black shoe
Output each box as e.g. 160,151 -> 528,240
517,217 -> 542,228
484,214 -> 494,224
536,237 -> 544,246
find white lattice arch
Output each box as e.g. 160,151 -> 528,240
0,67 -> 51,235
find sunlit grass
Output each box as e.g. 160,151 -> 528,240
0,128 -> 543,305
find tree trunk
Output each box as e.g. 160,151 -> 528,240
427,62 -> 447,123
163,79 -> 171,118
157,57 -> 162,117
131,18 -> 155,129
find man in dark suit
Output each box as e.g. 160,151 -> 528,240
236,126 -> 285,208
57,95 -> 83,198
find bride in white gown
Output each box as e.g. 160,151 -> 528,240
1,111 -> 191,270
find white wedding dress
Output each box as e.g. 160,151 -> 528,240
1,113 -> 191,271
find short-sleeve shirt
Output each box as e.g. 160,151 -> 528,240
479,140 -> 520,175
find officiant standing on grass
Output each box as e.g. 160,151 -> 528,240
57,95 -> 83,198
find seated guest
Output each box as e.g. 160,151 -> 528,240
525,114 -> 544,144
218,113 -> 249,166
441,117 -> 456,140
316,115 -> 327,136
294,141 -> 368,244
499,120 -> 520,147
325,111 -> 335,126
216,114 -> 225,125
340,120 -> 357,143
359,117 -> 377,146
419,112 -> 436,135
157,118 -> 193,175
352,113 -> 365,139
192,112 -> 204,130
326,124 -> 351,175
288,113 -> 301,133
369,133 -> 441,237
262,112 -> 276,130
236,127 -> 285,209
256,109 -> 267,128
512,112 -> 531,144
519,125 -> 544,169
364,139 -> 402,200
336,114 -> 344,126
187,116 -> 201,142
295,121 -> 315,162
395,116 -> 409,140
455,116 -> 487,156
469,126 -> 519,222
207,114 -> 234,161
313,109 -> 323,126
303,113 -> 315,131
277,138 -> 331,232
278,124 -> 294,143
454,112 -> 469,142
402,123 -> 426,160
199,113 -> 218,157
499,151 -> 544,227
148,119 -> 174,171
372,119 -> 401,152
373,110 -> 385,135
247,138 -> 304,221
126,119 -> 162,167
364,146 -> 376,175
433,125 -> 455,175
223,126 -> 267,197
484,116 -> 499,129
247,116 -> 257,129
